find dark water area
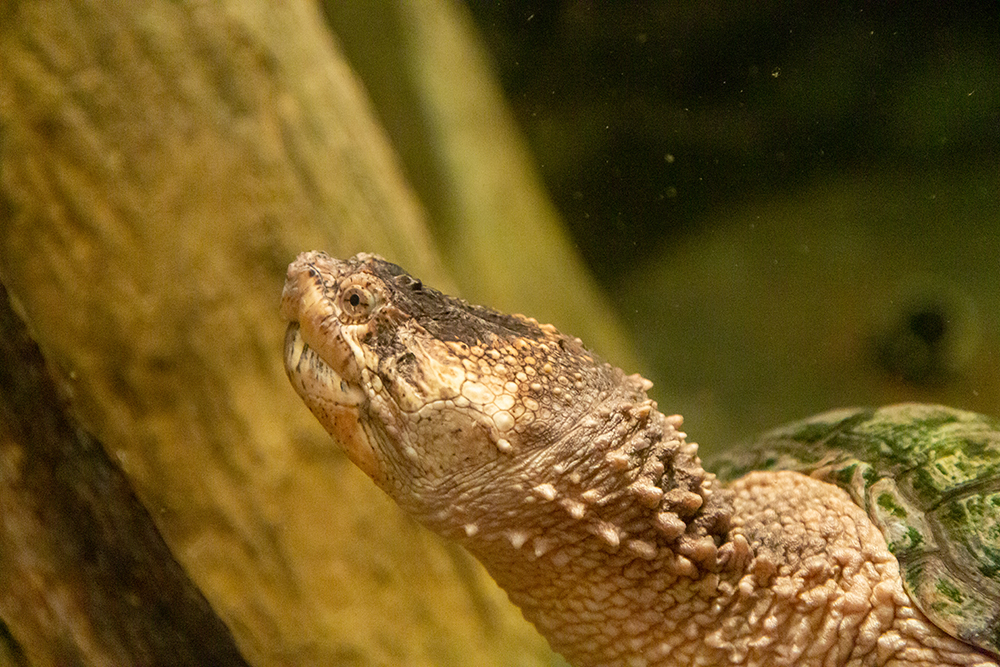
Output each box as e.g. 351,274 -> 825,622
467,1 -> 1000,452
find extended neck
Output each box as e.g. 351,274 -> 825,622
420,397 -> 743,664
464,401 -> 733,563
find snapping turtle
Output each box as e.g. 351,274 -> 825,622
281,251 -> 1000,667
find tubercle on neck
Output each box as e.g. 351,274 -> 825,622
432,382 -> 748,578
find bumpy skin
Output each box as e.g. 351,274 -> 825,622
281,252 -> 998,667
713,404 -> 1000,656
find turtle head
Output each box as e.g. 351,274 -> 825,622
280,251 -> 625,520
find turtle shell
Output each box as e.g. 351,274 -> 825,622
712,403 -> 1000,657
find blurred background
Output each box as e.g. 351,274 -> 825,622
462,1 -> 1000,453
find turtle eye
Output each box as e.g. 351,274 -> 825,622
339,284 -> 379,321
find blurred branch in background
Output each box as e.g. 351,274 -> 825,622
0,284 -> 249,666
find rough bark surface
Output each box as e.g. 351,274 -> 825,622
0,0 -> 618,665
0,284 -> 250,667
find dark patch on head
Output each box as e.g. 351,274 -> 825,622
395,351 -> 418,377
363,257 -> 546,347
376,350 -> 422,401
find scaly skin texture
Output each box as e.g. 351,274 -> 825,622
280,252 -> 998,667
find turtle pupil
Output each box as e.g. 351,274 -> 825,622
350,293 -> 361,307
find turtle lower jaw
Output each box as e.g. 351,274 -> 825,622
284,324 -> 365,405
284,324 -> 383,477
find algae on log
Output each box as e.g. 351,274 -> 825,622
0,0 -> 625,665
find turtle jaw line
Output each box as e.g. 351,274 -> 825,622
284,322 -> 388,478
284,323 -> 368,409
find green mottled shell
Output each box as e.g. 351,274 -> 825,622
712,403 -> 1000,657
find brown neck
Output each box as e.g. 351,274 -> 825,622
416,399 -> 741,663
